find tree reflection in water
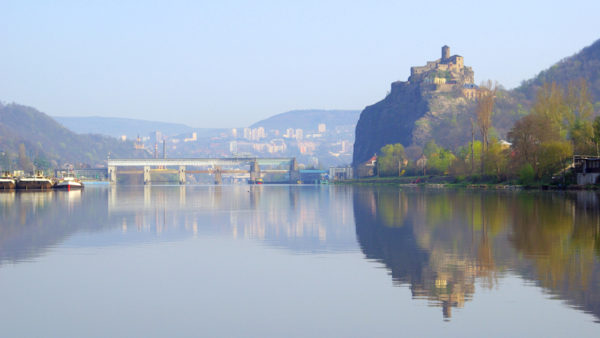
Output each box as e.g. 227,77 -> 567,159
353,187 -> 600,320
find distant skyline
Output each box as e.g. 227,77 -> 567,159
1,0 -> 599,128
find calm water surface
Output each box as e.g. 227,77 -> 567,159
1,185 -> 599,337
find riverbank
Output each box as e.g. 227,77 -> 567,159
337,175 -> 600,190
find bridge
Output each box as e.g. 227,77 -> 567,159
107,157 -> 300,184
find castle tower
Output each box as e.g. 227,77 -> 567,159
442,45 -> 450,61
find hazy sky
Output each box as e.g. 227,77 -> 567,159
1,0 -> 599,128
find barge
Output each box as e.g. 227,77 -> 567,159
0,172 -> 16,190
16,172 -> 54,190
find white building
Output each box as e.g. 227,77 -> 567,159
284,128 -> 295,138
243,128 -> 251,140
257,127 -> 266,139
229,141 -> 238,154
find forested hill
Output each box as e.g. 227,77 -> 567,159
0,103 -> 146,168
516,38 -> 600,104
54,116 -> 195,139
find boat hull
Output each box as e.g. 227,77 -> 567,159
0,180 -> 16,190
55,182 -> 83,190
16,180 -> 54,190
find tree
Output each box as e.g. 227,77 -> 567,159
532,81 -> 568,136
564,79 -> 593,126
507,111 -> 560,176
593,116 -> 600,156
449,141 -> 482,177
570,119 -> 594,154
18,143 -> 33,173
518,163 -> 535,185
507,80 -> 585,180
483,139 -> 509,180
537,141 -> 573,180
0,151 -> 11,171
377,143 -> 407,177
476,80 -> 497,174
424,141 -> 455,175
34,156 -> 51,172
564,79 -> 595,154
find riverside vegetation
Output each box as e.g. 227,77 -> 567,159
352,41 -> 600,187
357,80 -> 599,187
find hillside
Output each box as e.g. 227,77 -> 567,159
516,38 -> 600,105
251,109 -> 360,131
0,103 -> 147,168
54,116 -> 195,139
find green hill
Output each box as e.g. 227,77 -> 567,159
516,38 -> 600,106
0,102 -> 147,170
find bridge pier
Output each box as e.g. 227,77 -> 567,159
179,166 -> 186,184
214,166 -> 222,185
249,160 -> 261,183
289,158 -> 300,184
144,166 -> 151,185
108,166 -> 116,183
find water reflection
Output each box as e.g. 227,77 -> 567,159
353,187 -> 600,321
0,190 -> 86,264
2,186 -> 600,324
0,186 -> 356,266
105,185 -> 356,251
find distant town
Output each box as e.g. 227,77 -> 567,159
129,122 -> 356,168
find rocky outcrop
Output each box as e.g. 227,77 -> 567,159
353,46 -> 478,166
353,81 -> 429,165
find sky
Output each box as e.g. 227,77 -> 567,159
1,0 -> 599,128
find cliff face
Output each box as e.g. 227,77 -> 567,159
353,81 -> 429,165
352,83 -> 478,166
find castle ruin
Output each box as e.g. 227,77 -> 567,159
403,46 -> 477,99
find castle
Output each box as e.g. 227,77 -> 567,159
403,46 -> 477,99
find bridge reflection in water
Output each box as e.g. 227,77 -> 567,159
107,157 -> 300,184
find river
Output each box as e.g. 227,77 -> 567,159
0,185 -> 599,337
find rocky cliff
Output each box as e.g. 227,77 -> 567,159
353,46 -> 478,166
353,82 -> 429,165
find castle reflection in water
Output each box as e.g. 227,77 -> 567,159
1,185 -> 600,321
353,187 -> 600,320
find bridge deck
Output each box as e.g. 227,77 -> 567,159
108,157 -> 294,167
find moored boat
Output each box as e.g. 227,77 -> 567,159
0,171 -> 16,190
16,172 -> 54,190
55,176 -> 83,190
